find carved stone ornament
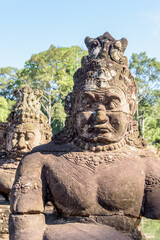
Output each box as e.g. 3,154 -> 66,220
4,86 -> 52,158
9,33 -> 160,240
0,86 -> 52,200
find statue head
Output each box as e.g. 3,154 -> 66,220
4,86 -> 52,158
4,122 -> 50,158
74,87 -> 132,144
54,32 -> 145,151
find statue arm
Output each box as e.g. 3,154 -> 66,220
9,152 -> 46,240
142,158 -> 160,219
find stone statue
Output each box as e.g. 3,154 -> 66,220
0,122 -> 7,150
0,86 -> 52,200
9,33 -> 160,240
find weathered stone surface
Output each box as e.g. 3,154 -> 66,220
0,123 -> 7,150
0,203 -> 10,235
44,223 -> 133,240
9,32 -> 160,240
0,87 -> 52,236
0,86 -> 52,200
9,214 -> 45,240
0,198 -> 9,240
0,199 -> 53,239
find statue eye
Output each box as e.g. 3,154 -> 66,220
26,133 -> 34,140
83,97 -> 93,109
13,133 -> 18,139
80,97 -> 93,109
86,100 -> 92,108
107,99 -> 119,109
12,138 -> 18,146
78,93 -> 95,111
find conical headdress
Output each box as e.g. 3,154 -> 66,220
7,86 -> 52,134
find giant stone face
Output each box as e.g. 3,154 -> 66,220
75,87 -> 130,143
5,123 -> 42,157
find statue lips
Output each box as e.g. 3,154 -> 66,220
88,123 -> 114,134
11,146 -> 28,155
12,149 -> 27,156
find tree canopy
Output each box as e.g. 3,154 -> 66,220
0,96 -> 15,122
0,67 -> 19,99
0,45 -> 87,134
129,52 -> 160,148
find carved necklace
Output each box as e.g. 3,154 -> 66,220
62,148 -> 127,172
73,136 -> 126,152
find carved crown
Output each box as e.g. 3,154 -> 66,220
73,32 -> 137,105
7,86 -> 51,133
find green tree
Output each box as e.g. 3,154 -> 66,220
129,52 -> 160,148
0,96 -> 15,122
18,45 -> 87,133
0,67 -> 19,99
141,218 -> 160,240
143,90 -> 160,147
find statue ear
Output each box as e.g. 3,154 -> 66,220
64,93 -> 73,115
84,37 -> 94,51
129,99 -> 137,115
120,38 -> 128,52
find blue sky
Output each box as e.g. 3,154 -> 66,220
1,0 -> 160,69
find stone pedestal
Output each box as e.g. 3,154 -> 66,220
0,199 -> 54,240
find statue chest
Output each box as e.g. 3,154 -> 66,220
45,152 -> 145,217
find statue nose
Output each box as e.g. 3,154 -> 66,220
94,110 -> 109,124
17,136 -> 26,149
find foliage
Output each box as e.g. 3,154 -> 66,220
129,52 -> 160,148
51,101 -> 67,134
0,67 -> 20,99
143,94 -> 160,147
0,96 -> 15,122
18,45 -> 87,133
140,218 -> 160,240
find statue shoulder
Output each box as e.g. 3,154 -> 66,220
31,141 -> 56,153
143,148 -> 160,178
18,141 -> 78,170
18,151 -> 44,172
31,141 -> 79,154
